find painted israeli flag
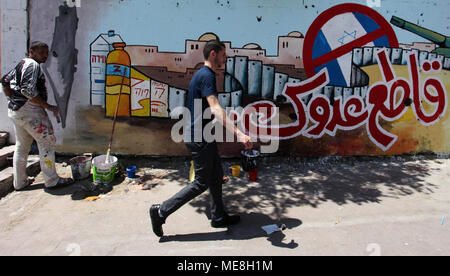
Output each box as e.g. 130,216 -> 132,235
312,12 -> 391,87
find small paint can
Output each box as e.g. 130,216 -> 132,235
69,155 -> 92,180
249,169 -> 258,182
126,166 -> 136,178
231,165 -> 241,177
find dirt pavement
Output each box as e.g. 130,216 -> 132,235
0,155 -> 449,256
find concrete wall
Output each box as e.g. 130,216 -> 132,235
0,0 -> 28,144
1,0 -> 449,157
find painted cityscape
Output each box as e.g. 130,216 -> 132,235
88,3 -> 449,153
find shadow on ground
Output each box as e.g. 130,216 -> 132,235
112,155 -> 441,222
159,212 -> 302,249
25,155 -> 441,217
187,156 -> 440,218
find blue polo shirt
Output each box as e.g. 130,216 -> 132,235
185,66 -> 217,143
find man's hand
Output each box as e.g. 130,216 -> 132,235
238,132 -> 253,150
30,95 -> 61,123
47,105 -> 61,123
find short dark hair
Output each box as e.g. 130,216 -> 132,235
203,40 -> 225,60
30,41 -> 48,50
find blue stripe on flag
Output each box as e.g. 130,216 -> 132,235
312,30 -> 349,87
315,58 -> 348,87
352,12 -> 390,47
352,12 -> 379,34
373,36 -> 390,47
312,30 -> 332,60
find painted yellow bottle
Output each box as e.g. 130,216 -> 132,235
105,42 -> 131,117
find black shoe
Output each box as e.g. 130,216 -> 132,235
149,204 -> 166,237
211,214 -> 241,228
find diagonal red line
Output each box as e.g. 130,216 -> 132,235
131,78 -> 144,88
311,28 -> 385,68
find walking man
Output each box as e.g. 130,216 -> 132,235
1,41 -> 74,190
150,40 -> 252,237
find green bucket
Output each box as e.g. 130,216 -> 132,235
92,155 -> 119,185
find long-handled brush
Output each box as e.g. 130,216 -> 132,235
105,72 -> 126,164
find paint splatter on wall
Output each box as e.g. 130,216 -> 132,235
44,4 -> 78,129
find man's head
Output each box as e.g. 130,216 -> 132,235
203,40 -> 226,70
29,41 -> 49,64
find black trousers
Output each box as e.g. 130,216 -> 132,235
159,142 -> 226,220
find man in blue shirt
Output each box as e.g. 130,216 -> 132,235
150,40 -> 252,237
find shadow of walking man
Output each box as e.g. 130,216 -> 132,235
159,212 -> 302,249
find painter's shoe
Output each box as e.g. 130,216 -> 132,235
45,178 -> 75,190
211,214 -> 241,228
149,204 -> 166,237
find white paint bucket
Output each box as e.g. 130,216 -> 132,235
92,155 -> 119,185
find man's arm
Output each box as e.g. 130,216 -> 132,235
30,94 -> 54,109
206,94 -> 252,149
1,70 -> 15,98
1,83 -> 13,98
21,61 -> 60,122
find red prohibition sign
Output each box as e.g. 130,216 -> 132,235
303,3 -> 399,79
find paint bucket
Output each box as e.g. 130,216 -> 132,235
69,155 -> 92,180
92,155 -> 119,185
231,165 -> 241,177
126,166 -> 136,178
249,169 -> 258,182
241,149 -> 260,172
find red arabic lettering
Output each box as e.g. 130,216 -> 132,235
366,51 -> 446,150
305,96 -> 331,137
410,54 -> 447,125
324,96 -> 368,135
241,68 -> 329,139
241,50 -> 447,151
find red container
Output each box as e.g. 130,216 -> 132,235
249,169 -> 258,182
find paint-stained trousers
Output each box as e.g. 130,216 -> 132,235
8,102 -> 60,190
159,142 -> 226,221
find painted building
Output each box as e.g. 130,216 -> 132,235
1,0 -> 449,157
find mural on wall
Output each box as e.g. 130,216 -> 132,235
88,2 -> 449,155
